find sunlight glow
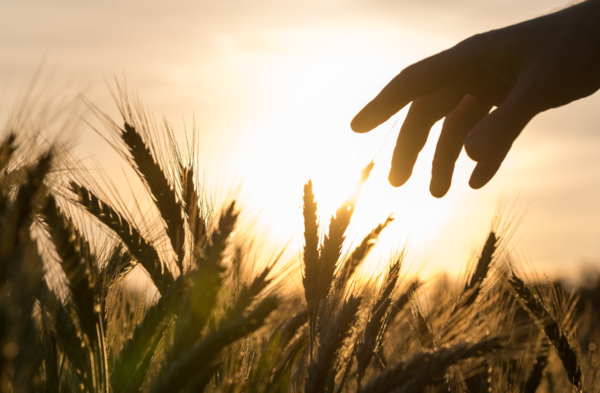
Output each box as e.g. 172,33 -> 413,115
4,0 -> 598,280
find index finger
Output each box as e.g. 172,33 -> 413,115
351,49 -> 456,133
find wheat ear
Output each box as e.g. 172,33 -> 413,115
121,122 -> 186,273
149,296 -> 278,393
458,232 -> 498,312
338,216 -> 394,287
359,337 -> 504,393
0,152 -> 51,265
318,199 -> 354,299
302,180 -> 320,355
508,273 -> 582,389
387,280 -> 420,324
168,203 -> 237,362
181,165 -> 206,248
305,295 -> 362,393
0,156 -> 50,390
357,258 -> 401,387
39,280 -> 91,389
42,195 -> 100,343
99,244 -> 135,295
70,182 -> 173,294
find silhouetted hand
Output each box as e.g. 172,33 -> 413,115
351,0 -> 600,197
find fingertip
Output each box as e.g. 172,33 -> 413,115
468,160 -> 500,189
429,179 -> 450,198
430,188 -> 448,198
464,134 -> 493,162
350,113 -> 373,134
388,168 -> 410,188
468,176 -> 487,190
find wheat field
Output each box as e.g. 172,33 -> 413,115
0,88 -> 598,393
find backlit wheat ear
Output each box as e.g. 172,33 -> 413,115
0,153 -> 52,391
335,337 -> 359,393
0,152 -> 52,264
319,199 -> 354,298
302,180 -> 320,354
305,295 -> 362,393
168,203 -> 237,364
413,303 -> 434,349
388,280 -> 420,323
312,196 -> 356,346
40,280 -> 93,390
42,195 -> 100,343
70,182 -> 174,294
459,231 -> 498,311
181,165 -> 207,248
99,244 -> 135,294
195,201 -> 237,267
508,273 -> 582,389
356,258 -> 401,387
337,215 -> 394,287
149,296 -> 279,393
359,337 -> 505,393
121,122 -> 186,274
223,264 -> 273,321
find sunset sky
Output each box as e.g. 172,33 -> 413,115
2,0 -> 599,279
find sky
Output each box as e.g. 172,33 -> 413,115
2,0 -> 599,279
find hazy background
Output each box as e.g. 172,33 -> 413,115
2,0 -> 599,279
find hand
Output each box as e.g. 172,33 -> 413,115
351,0 -> 600,197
